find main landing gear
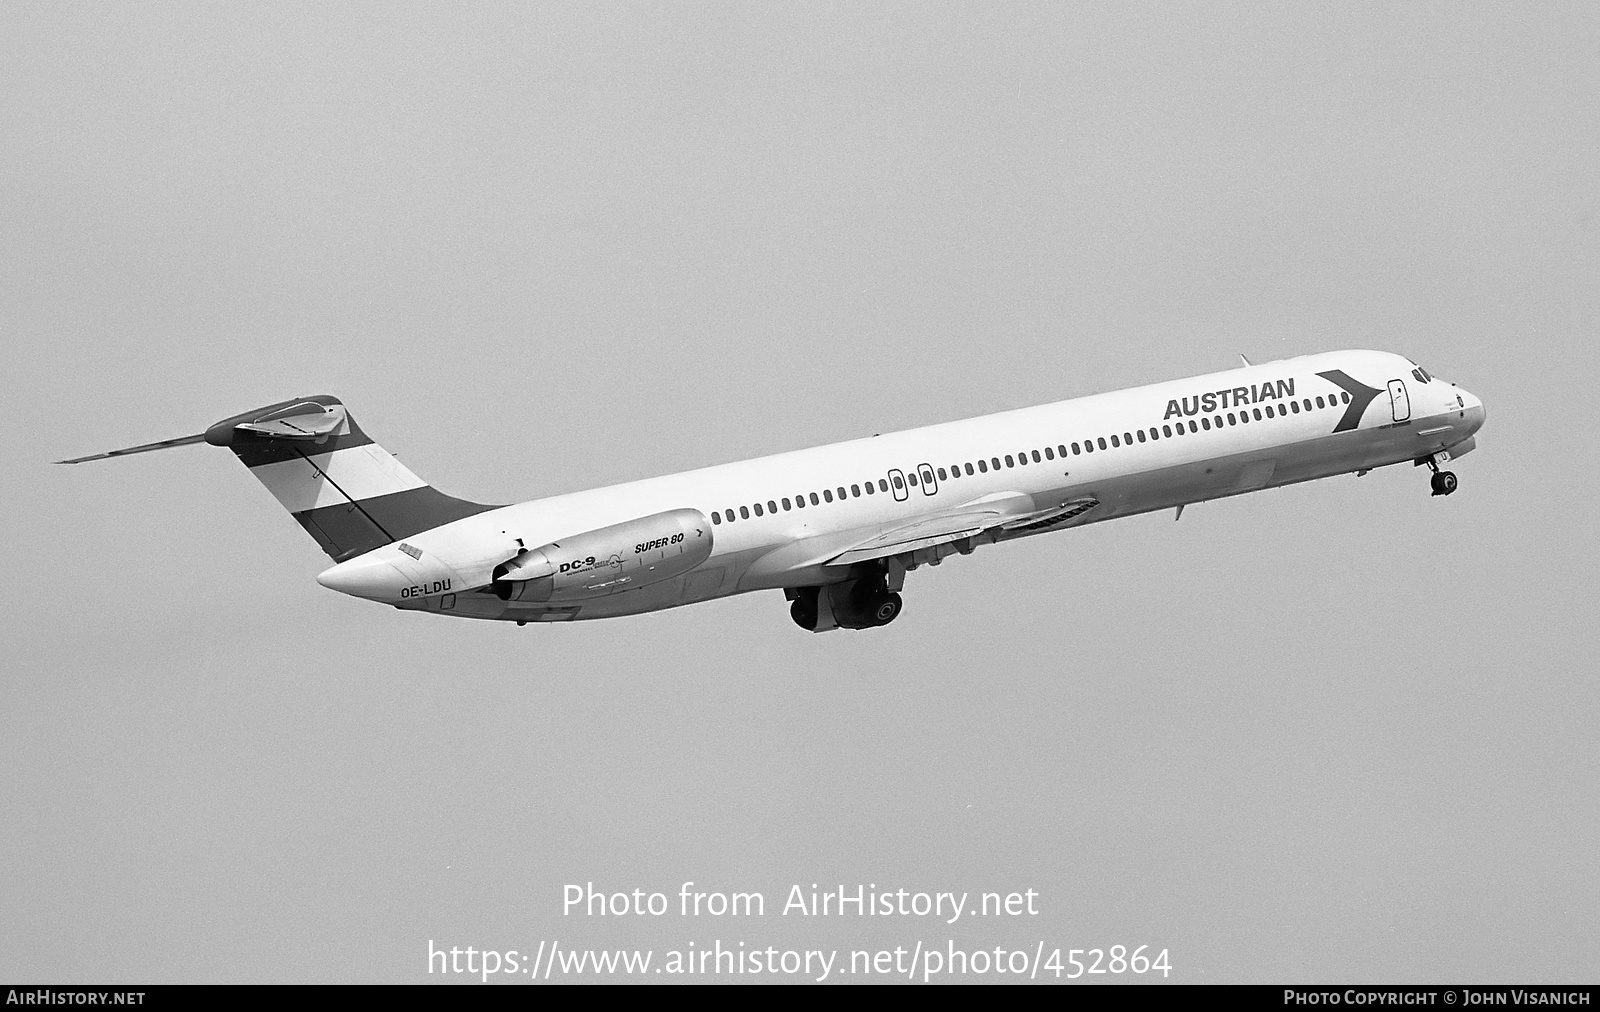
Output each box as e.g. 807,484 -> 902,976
788,574 -> 903,631
1422,452 -> 1458,497
790,591 -> 818,630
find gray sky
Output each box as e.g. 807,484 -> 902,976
3,2 -> 1596,983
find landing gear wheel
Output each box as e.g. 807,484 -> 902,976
790,594 -> 819,631
871,592 -> 902,626
1430,470 -> 1458,496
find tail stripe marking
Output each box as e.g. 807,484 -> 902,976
250,444 -> 426,513
291,447 -> 396,544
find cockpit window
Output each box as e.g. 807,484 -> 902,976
1411,366 -> 1431,383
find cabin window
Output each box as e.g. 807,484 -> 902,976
991,457 -> 1001,470
879,479 -> 889,492
1201,417 -> 1210,430
740,506 -> 749,519
864,482 -> 874,495
1303,399 -> 1311,412
1315,396 -> 1325,409
796,494 -> 806,508
1290,401 -> 1300,414
754,503 -> 764,516
1005,454 -> 1015,467
810,492 -> 819,505
965,463 -> 975,475
1032,450 -> 1041,463
1044,447 -> 1054,460
1058,444 -> 1069,457
823,489 -> 833,502
712,512 -> 722,524
892,474 -> 904,489
908,472 -> 918,486
1136,429 -> 1146,442
978,459 -> 988,472
1016,451 -> 1026,466
838,487 -> 847,499
782,498 -> 792,510
851,484 -> 860,497
768,500 -> 777,513
1097,437 -> 1107,450
937,467 -> 947,481
1110,435 -> 1120,447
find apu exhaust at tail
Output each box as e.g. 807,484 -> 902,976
57,396 -> 497,561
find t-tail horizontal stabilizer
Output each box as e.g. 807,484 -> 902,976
57,395 -> 498,561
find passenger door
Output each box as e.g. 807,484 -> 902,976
1388,379 -> 1411,422
917,463 -> 938,495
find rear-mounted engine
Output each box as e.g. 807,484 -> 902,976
491,509 -> 713,603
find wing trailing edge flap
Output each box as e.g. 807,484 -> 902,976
997,496 -> 1100,534
828,512 -> 999,566
827,494 -> 1101,567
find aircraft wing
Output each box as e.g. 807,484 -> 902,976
826,493 -> 1099,567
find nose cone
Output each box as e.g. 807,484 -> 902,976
1460,387 -> 1486,436
317,553 -> 409,601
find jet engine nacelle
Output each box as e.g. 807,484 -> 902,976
492,509 -> 713,603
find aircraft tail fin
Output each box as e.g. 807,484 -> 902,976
58,395 -> 498,561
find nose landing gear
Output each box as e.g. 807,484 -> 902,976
1420,451 -> 1458,496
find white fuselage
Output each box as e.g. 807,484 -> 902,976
317,350 -> 1485,623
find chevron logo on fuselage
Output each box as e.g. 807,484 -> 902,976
1317,369 -> 1383,432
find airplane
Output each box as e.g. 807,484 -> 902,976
58,350 -> 1484,632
